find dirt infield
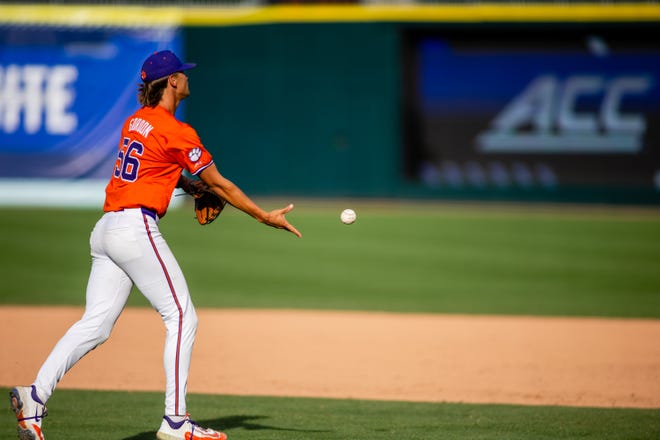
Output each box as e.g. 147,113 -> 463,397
1,306 -> 659,408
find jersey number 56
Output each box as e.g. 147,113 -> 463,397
114,138 -> 144,182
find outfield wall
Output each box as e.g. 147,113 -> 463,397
184,23 -> 401,198
182,14 -> 660,204
1,4 -> 659,205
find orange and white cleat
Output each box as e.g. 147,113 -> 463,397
9,386 -> 48,440
157,414 -> 227,440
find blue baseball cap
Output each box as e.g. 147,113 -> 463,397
140,50 -> 196,82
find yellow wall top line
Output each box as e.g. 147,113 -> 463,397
1,4 -> 659,28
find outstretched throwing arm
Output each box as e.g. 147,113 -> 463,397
198,163 -> 302,238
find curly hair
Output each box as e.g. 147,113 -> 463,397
138,76 -> 168,107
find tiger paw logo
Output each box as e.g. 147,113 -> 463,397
188,148 -> 202,162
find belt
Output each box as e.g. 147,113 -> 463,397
113,207 -> 158,221
140,207 -> 158,221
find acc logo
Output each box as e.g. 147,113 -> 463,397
477,74 -> 652,154
188,147 -> 202,162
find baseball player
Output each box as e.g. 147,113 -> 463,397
9,50 -> 301,440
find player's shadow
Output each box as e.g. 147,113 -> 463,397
121,414 -> 330,440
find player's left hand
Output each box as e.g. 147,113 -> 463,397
189,180 -> 226,225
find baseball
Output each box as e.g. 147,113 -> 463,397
340,208 -> 357,225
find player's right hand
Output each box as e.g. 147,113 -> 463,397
265,204 -> 302,238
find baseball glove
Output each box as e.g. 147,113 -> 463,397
190,180 -> 226,225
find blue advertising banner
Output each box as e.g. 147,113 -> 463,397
404,28 -> 660,200
0,26 -> 184,179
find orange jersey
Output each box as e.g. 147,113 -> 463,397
104,105 -> 214,217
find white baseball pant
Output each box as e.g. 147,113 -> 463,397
33,208 -> 197,416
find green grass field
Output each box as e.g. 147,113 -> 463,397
1,388 -> 659,440
2,202 -> 659,439
1,202 -> 659,317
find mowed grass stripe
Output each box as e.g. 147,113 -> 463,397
1,203 -> 659,317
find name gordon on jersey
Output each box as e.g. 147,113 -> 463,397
128,117 -> 154,139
